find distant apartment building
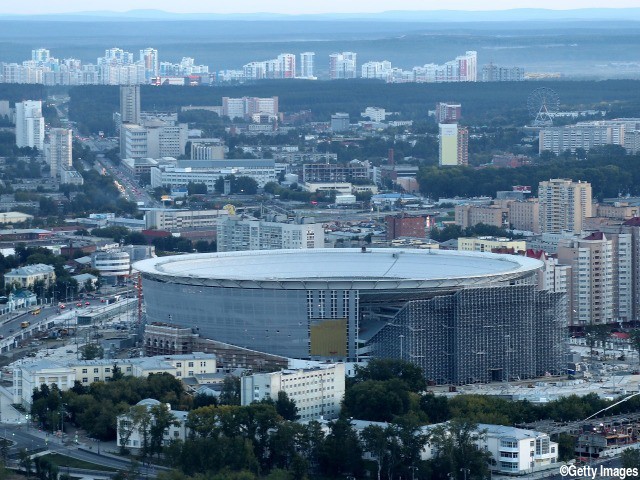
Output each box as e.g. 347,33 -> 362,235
481,63 -> 525,82
242,54 -> 295,80
145,208 -> 229,230
538,123 -> 625,155
385,214 -> 428,240
217,215 -> 325,252
120,120 -> 188,159
538,179 -> 592,234
557,232 -> 616,326
302,162 -> 369,183
455,204 -> 509,229
457,237 -> 527,253
525,249 -> 570,294
46,128 -> 72,178
15,100 -> 45,150
361,61 -> 392,80
139,48 -> 159,81
331,113 -> 350,132
361,107 -> 390,122
435,102 -> 462,123
120,84 -> 141,125
594,202 -> 640,220
240,363 -> 345,421
299,52 -> 315,78
329,52 -> 357,79
508,199 -> 540,233
222,96 -> 279,120
439,124 -> 468,166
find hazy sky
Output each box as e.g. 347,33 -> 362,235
2,0 -> 639,14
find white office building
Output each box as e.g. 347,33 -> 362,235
145,208 -> 229,230
150,160 -> 276,191
217,215 -> 325,252
92,250 -> 131,278
241,363 -> 345,421
15,100 -> 45,150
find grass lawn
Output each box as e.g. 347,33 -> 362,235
40,453 -> 117,472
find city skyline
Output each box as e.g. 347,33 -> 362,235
1,1 -> 639,15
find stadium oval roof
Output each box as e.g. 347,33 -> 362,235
134,248 -> 542,290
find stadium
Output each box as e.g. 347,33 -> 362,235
135,248 -> 567,385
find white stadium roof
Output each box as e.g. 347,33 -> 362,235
135,248 -> 542,291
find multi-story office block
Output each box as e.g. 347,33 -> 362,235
455,204 -> 509,229
241,364 -> 345,421
47,128 -> 72,178
217,215 -> 325,252
302,162 -> 368,183
458,237 -> 527,253
144,208 -> 229,230
538,179 -> 592,234
330,113 -> 350,132
15,100 -> 45,150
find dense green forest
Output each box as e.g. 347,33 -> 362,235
417,145 -> 637,200
67,79 -> 640,135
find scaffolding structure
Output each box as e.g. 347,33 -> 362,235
369,284 -> 567,385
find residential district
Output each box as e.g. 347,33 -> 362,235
1,72 -> 640,480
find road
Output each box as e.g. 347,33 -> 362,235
2,424 -> 163,477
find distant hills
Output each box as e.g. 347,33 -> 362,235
3,8 -> 640,22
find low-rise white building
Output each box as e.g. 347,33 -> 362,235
117,398 -> 189,452
13,353 -> 217,406
348,420 -> 558,476
144,208 -> 229,230
13,360 -> 76,407
240,363 -> 345,421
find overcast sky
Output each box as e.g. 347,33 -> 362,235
2,0 -> 638,14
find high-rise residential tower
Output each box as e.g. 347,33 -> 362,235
329,52 -> 357,79
439,123 -> 468,166
120,84 -> 141,125
139,48 -> 159,81
48,128 -> 72,178
300,52 -> 315,78
538,179 -> 592,234
15,100 -> 45,150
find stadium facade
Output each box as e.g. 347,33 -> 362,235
135,248 -> 567,385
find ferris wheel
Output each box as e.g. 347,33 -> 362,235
527,87 -> 560,127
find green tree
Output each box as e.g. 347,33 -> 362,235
80,343 -> 104,360
427,419 -> 491,480
318,418 -> 363,478
275,391 -> 299,421
361,424 -> 388,480
353,358 -> 426,393
219,376 -> 241,405
630,329 -> 640,366
621,448 -> 640,471
149,403 -> 179,458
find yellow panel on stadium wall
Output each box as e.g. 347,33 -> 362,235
310,319 -> 347,357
